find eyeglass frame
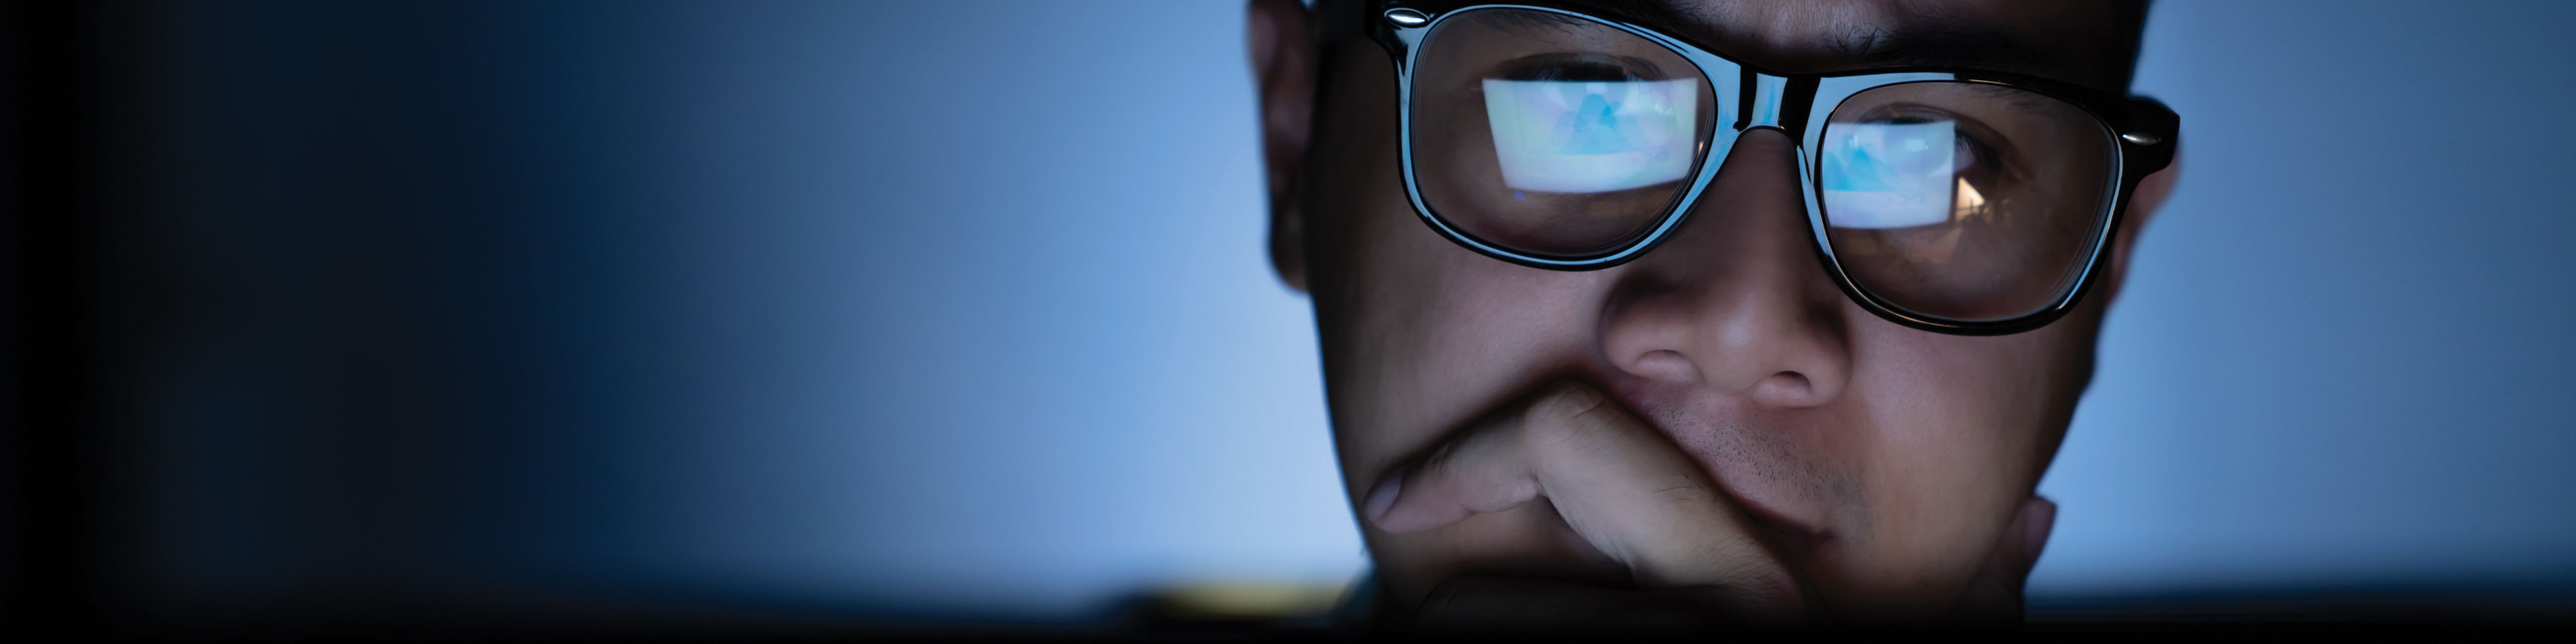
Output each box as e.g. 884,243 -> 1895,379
1367,1 -> 2180,335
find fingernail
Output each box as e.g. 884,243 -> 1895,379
1362,468 -> 1404,523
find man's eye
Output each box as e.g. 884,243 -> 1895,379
1946,128 -> 2005,186
1479,76 -> 1701,194
1819,118 -> 1973,229
1815,101 -> 2031,230
1861,113 -> 2004,179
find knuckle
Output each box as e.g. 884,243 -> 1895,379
1415,444 -> 1468,487
1536,381 -> 1609,421
1523,382 -> 1616,447
1650,478 -> 1711,506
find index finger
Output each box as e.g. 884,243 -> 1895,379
1365,382 -> 1803,611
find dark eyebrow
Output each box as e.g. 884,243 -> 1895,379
1538,0 -> 2090,83
1546,0 -> 1701,32
1828,13 -> 2070,80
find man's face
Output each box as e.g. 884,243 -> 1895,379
1252,0 -> 2169,622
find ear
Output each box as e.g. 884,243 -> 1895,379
2094,138 -> 2180,305
1248,0 -> 1317,292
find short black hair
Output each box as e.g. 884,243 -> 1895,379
1315,0 -> 2153,90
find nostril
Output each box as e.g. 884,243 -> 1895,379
1753,371 -> 1815,402
1627,349 -> 1700,383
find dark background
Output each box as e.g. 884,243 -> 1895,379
11,0 -> 2576,636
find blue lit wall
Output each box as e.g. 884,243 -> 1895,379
98,0 -> 2576,625
106,0 -> 1353,622
2031,0 -> 2576,598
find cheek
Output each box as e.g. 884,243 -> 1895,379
1305,97 -> 1616,490
1305,90 -> 1633,600
1810,316 -> 2088,611
1322,201 -> 1612,482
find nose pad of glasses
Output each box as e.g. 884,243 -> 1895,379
1617,126 -> 1845,308
1717,126 -> 1800,168
1674,127 -> 1812,227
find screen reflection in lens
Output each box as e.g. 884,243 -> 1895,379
1481,78 -> 1699,194
1820,82 -> 2114,321
1409,8 -> 1716,258
1821,121 -> 1960,229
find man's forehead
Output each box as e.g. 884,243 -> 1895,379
1549,0 -> 2138,91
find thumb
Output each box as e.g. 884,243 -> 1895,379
1949,495 -> 2055,623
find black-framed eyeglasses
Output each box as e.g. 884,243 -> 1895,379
1368,1 -> 2179,335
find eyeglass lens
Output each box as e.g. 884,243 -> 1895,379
1821,83 -> 2115,321
1408,9 -> 1717,258
1408,7 -> 2121,323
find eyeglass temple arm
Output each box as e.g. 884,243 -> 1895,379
2119,96 -> 2181,178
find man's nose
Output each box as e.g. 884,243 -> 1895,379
1597,128 -> 1851,407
